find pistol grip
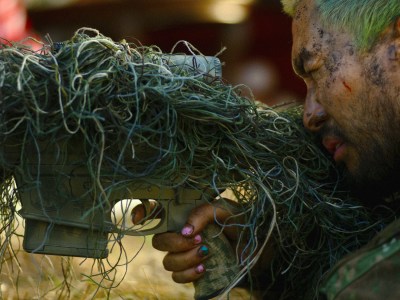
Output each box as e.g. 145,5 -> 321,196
194,224 -> 239,300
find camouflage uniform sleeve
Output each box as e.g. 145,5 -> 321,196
321,218 -> 400,300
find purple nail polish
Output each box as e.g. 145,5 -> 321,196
181,224 -> 194,236
194,234 -> 202,244
195,264 -> 205,274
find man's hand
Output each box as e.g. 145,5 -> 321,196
131,199 -> 240,284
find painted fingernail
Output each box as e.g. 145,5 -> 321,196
197,245 -> 209,257
194,234 -> 202,244
195,264 -> 205,274
181,224 -> 194,236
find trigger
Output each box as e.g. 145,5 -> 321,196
141,199 -> 152,217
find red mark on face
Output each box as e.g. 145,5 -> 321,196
342,81 -> 352,93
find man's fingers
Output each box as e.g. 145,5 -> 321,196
182,198 -> 240,240
150,198 -> 243,286
131,200 -> 163,225
162,245 -> 208,271
152,232 -> 202,252
171,265 -> 206,284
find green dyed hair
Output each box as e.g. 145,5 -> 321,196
281,0 -> 299,16
281,0 -> 400,49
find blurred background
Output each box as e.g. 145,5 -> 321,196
2,0 -> 305,106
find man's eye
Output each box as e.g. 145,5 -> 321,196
304,64 -> 318,73
306,67 -> 321,78
304,57 -> 323,76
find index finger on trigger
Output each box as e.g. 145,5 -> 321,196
131,200 -> 164,225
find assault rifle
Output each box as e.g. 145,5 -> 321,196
2,54 -> 239,300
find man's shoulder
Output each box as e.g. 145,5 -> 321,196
321,218 -> 400,299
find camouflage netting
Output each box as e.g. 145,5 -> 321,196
0,28 -> 395,299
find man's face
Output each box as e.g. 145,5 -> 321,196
291,0 -> 400,198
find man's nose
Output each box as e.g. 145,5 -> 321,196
303,95 -> 328,132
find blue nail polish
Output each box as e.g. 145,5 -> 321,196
198,245 -> 209,257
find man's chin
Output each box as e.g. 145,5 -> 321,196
342,167 -> 400,207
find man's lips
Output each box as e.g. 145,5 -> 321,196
322,136 -> 346,162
